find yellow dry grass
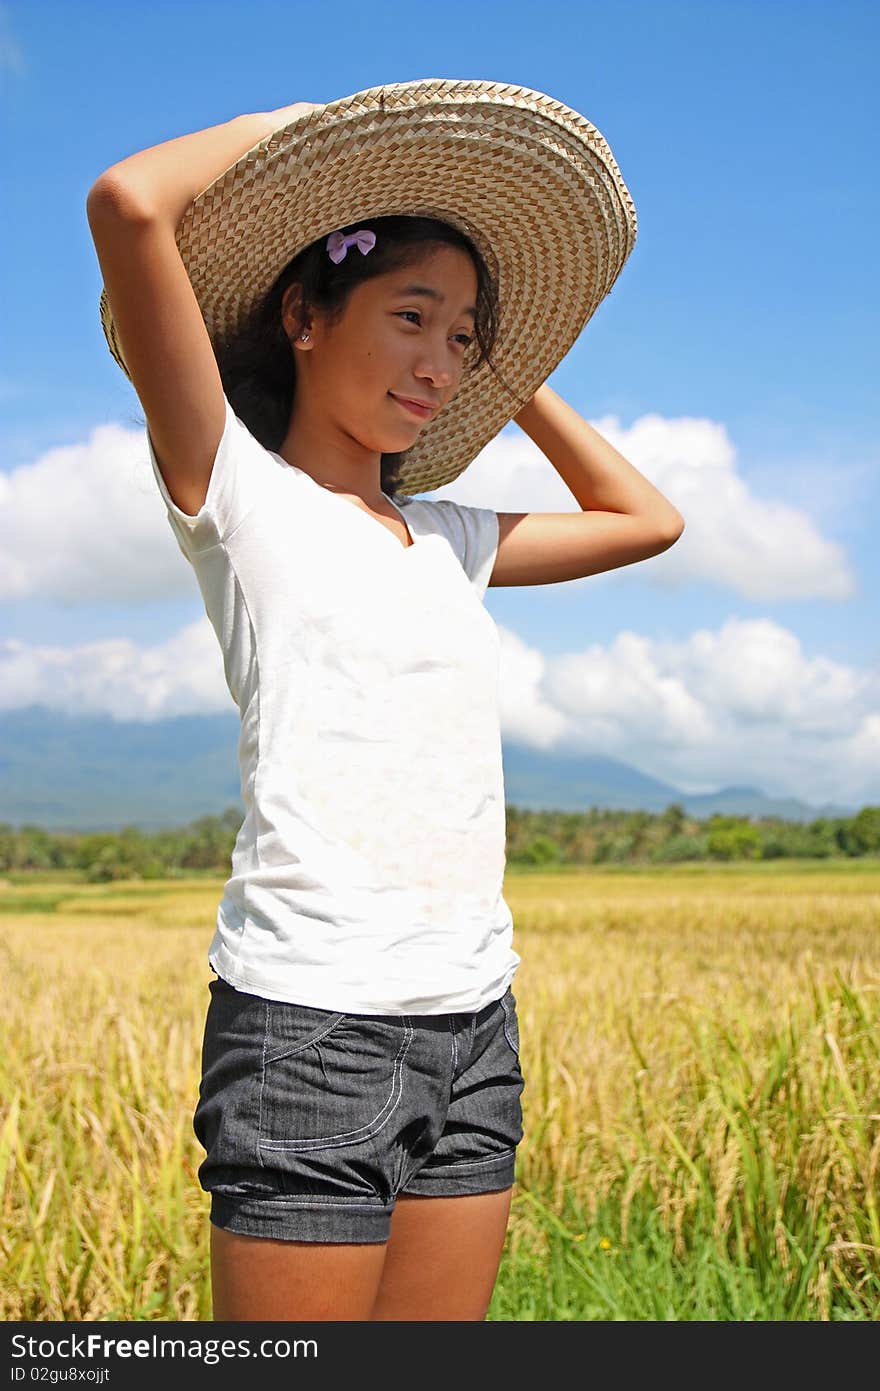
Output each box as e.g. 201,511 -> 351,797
1,862 -> 878,1319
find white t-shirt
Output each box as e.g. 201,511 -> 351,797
147,393 -> 520,1014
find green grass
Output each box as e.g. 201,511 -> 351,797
489,1186 -> 875,1320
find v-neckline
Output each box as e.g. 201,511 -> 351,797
350,491 -> 416,552
272,452 -> 417,554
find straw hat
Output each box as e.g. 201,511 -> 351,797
98,77 -> 637,496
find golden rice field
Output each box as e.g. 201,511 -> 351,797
1,860 -> 878,1321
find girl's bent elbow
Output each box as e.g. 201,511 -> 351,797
87,176 -> 154,228
648,514 -> 684,554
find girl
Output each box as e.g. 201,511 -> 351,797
86,83 -> 682,1321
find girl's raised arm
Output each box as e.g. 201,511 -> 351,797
85,109 -> 294,518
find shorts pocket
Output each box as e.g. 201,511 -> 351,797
259,1008 -> 414,1153
263,998 -> 348,1064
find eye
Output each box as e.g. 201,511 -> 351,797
396,311 -> 473,347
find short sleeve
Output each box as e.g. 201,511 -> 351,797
147,393 -> 265,553
413,497 -> 500,600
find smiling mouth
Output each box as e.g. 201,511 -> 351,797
389,393 -> 435,419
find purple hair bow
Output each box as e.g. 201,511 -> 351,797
326,228 -> 377,264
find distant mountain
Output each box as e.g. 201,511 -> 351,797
0,704 -> 241,831
0,703 -> 862,831
499,741 -> 859,820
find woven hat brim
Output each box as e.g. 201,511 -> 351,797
98,78 -> 637,495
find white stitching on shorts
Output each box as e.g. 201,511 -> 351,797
500,991 -> 519,1059
222,1197 -> 391,1210
257,1000 -> 272,1167
263,1007 -> 347,1065
448,1013 -> 458,1075
409,1148 -> 516,1174
260,1018 -> 415,1153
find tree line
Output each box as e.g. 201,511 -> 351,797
0,803 -> 878,881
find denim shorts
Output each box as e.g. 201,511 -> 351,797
193,973 -> 526,1244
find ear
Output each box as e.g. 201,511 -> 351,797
281,281 -> 311,342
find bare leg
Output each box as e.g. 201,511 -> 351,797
209,1224 -> 388,1321
369,1188 -> 513,1321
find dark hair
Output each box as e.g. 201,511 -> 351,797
213,214 -> 524,497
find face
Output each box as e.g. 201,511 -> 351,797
284,244 -> 478,456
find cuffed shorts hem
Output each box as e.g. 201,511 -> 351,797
209,1150 -> 518,1243
210,1192 -> 395,1244
401,1148 -> 517,1198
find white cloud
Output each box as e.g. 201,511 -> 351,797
0,620 -> 230,721
2,615 -> 877,807
543,631 -> 714,749
494,628 -> 568,748
439,413 -> 854,601
493,616 -> 879,806
0,419 -> 189,603
1,407 -> 855,605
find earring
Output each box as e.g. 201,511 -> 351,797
300,332 -> 310,341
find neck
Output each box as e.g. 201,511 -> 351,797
278,408 -> 386,506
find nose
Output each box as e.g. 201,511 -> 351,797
413,340 -> 458,391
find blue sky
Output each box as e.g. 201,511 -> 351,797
1,0 -> 878,808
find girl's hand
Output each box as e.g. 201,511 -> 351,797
263,102 -> 322,129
